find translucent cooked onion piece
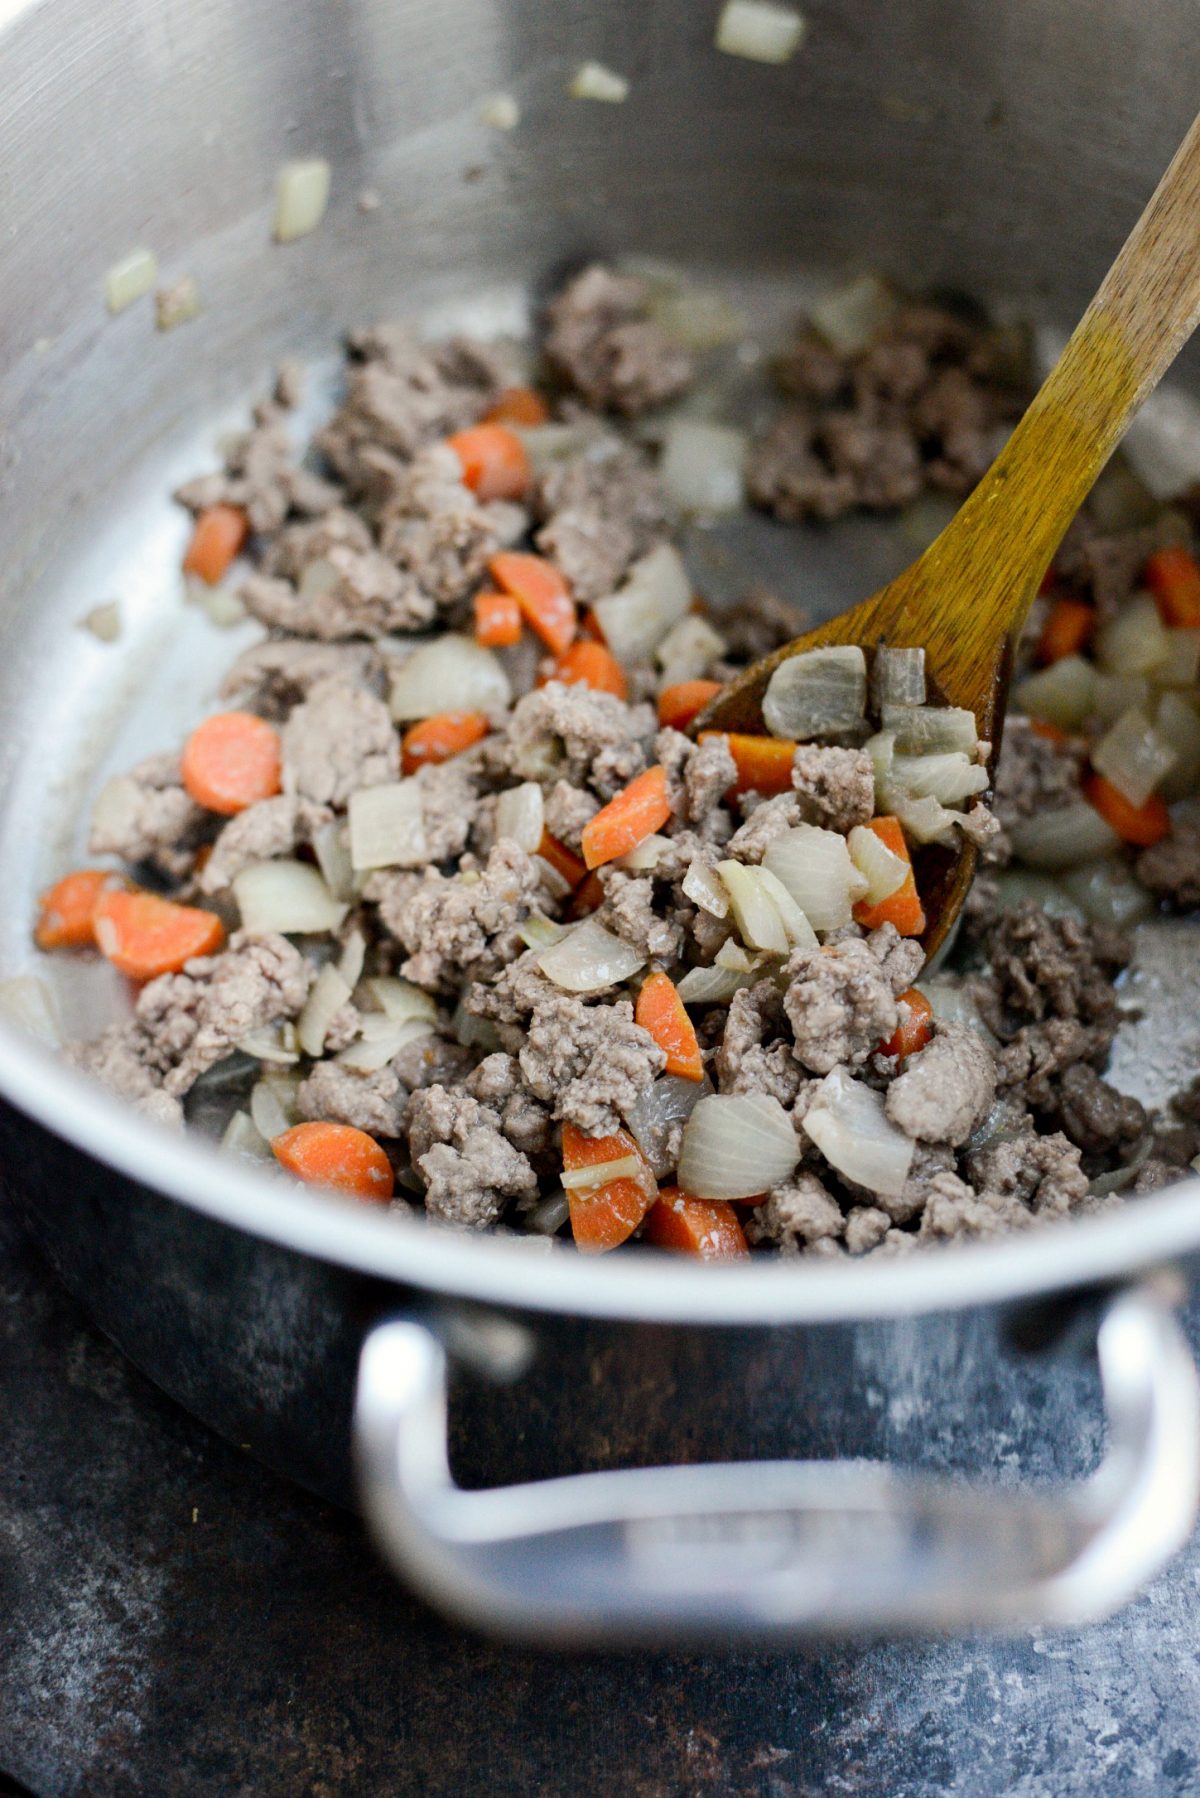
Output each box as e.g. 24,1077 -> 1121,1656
916,978 -> 997,1045
297,962 -> 352,1057
991,868 -> 1084,921
349,781 -> 428,872
887,792 -> 964,847
802,1067 -> 914,1197
364,977 -> 438,1024
388,634 -> 512,723
518,913 -> 571,951
1155,692 -> 1200,799
888,751 -> 990,806
656,613 -> 727,687
1090,706 -> 1177,807
1088,672 -> 1152,728
871,646 -> 926,711
847,822 -> 908,905
755,866 -> 820,948
336,1017 -> 433,1072
762,645 -> 866,740
0,975 -> 61,1046
312,820 -> 356,903
624,1074 -> 712,1176
237,1023 -> 300,1065
1094,594 -> 1172,677
338,930 -> 366,991
495,781 -> 544,852
659,420 -> 748,515
568,60 -> 629,101
593,543 -> 692,666
676,1091 -> 800,1198
537,917 -> 645,992
649,288 -> 744,353
718,860 -> 789,954
221,1109 -> 273,1162
682,857 -> 729,917
561,1155 -> 646,1194
715,0 -> 807,63
249,1076 -> 299,1142
1009,801 -> 1121,870
104,246 -> 158,314
274,157 -> 332,243
881,705 -> 978,755
1013,655 -> 1097,729
675,964 -> 756,1004
1060,858 -> 1156,930
763,824 -> 857,932
1153,627 -> 1200,689
616,832 -> 670,873
233,860 -> 350,935
809,274 -> 895,356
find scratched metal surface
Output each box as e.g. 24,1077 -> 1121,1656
4,1197 -> 1200,1798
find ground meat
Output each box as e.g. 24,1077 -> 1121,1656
411,759 -> 482,862
783,938 -> 899,1073
884,1022 -> 996,1146
745,1173 -> 844,1254
717,588 -> 803,662
133,932 -> 313,1096
219,640 -> 383,714
377,445 -> 527,614
880,1141 -> 958,1225
542,779 -> 600,851
865,923 -> 925,996
466,1054 -> 556,1159
242,543 -> 421,639
1054,517 -> 1159,621
748,411 -> 863,522
993,1018 -> 1115,1109
67,1027 -> 184,1129
655,728 -> 738,831
280,678 -> 399,808
844,1205 -> 893,1255
965,1125 -> 1090,1219
518,993 -> 665,1134
545,266 -> 693,416
716,980 -> 805,1107
1041,1062 -> 1147,1157
917,1172 -> 1030,1241
987,717 -> 1086,863
971,902 -> 1126,1037
534,445 -> 667,603
725,794 -> 804,864
263,506 -> 374,577
174,414 -> 301,536
382,841 -> 540,990
296,1058 -> 409,1138
199,795 -> 307,894
498,683 -> 654,799
790,745 -> 876,833
88,753 -> 209,882
1137,824 -> 1200,908
406,1083 -> 537,1229
598,870 -> 683,963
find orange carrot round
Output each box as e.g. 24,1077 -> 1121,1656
1083,772 -> 1171,847
1145,545 -> 1200,627
489,552 -> 576,655
544,640 -> 628,700
658,679 -> 722,732
401,711 -> 490,775
272,1121 -> 395,1202
445,424 -> 531,502
483,386 -> 550,427
34,869 -> 113,950
698,730 -> 796,797
474,588 -> 522,648
879,987 -> 934,1060
643,1189 -> 749,1259
852,816 -> 926,937
635,973 -> 703,1081
580,765 -> 672,870
181,712 -> 282,816
183,504 -> 249,585
93,888 -> 224,981
563,1123 -> 656,1254
1036,597 -> 1095,666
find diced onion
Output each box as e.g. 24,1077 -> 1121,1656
682,857 -> 729,916
1152,628 -> 1200,689
104,247 -> 158,314
349,781 -> 428,871
1090,706 -> 1177,807
537,917 -> 645,991
763,824 -> 856,932
593,544 -> 692,665
312,821 -> 357,903
889,751 -> 990,806
274,158 -> 332,243
81,602 -> 122,642
656,614 -> 727,687
763,646 -> 866,741
886,792 -> 963,846
991,868 -> 1084,921
479,92 -> 520,130
388,634 -> 511,723
518,913 -> 571,950
336,1017 -> 432,1072
1013,656 -> 1097,729
676,964 -> 755,1004
365,977 -> 438,1024
1156,692 -> 1200,799
495,781 -> 544,853
233,860 -> 349,935
649,289 -> 743,352
452,1001 -> 502,1053
847,823 -> 908,905
625,1074 -> 712,1176
810,274 -> 895,356
1009,802 -> 1121,870
714,940 -> 760,971
916,978 -> 997,1045
221,1109 -> 273,1162
1060,859 -> 1156,930
201,587 -> 247,629
677,1091 -> 800,1198
881,705 -> 978,755
250,1076 -> 299,1141
755,865 -> 819,947
871,646 -> 926,711
513,419 -> 613,470
718,860 -> 789,953
616,832 -> 670,872
528,1192 -> 571,1235
802,1067 -> 914,1197
1090,672 -> 1152,726
0,975 -> 60,1046
1094,595 -> 1172,677
338,930 -> 366,991
568,61 -> 629,101
237,1024 -> 300,1065
561,1154 -> 646,1194
659,420 -> 748,516
297,963 -> 352,1057
864,729 -> 895,790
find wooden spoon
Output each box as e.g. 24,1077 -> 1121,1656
698,110 -> 1200,957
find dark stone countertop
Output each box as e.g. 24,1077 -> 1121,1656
3,1194 -> 1200,1798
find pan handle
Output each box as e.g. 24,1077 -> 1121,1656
353,1284 -> 1200,1643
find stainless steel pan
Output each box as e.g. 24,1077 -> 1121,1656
3,0 -> 1200,1643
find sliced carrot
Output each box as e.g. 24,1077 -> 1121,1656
1029,719 -> 1070,745
483,385 -> 550,427
34,869 -> 112,950
643,1188 -> 749,1259
581,765 -> 673,870
489,551 -> 577,655
1083,772 -> 1171,847
181,711 -> 282,817
1036,597 -> 1095,666
474,588 -> 522,648
635,973 -> 703,1081
879,987 -> 934,1060
699,730 -> 796,797
579,609 -> 607,644
272,1121 -> 395,1202
543,639 -> 628,700
562,1123 -> 657,1254
851,816 -> 926,936
537,829 -> 588,889
1145,546 -> 1200,627
445,423 -> 531,502
401,711 -> 490,775
93,888 -> 224,981
183,504 -> 249,585
566,870 -> 606,919
658,679 -> 722,732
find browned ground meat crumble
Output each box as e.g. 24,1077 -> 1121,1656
51,263 -> 1200,1256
